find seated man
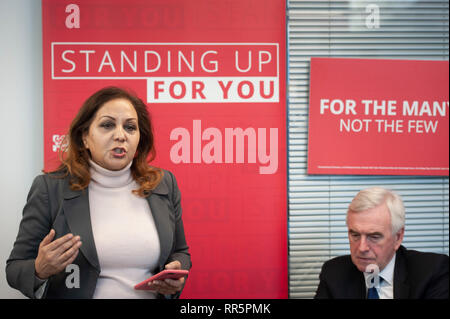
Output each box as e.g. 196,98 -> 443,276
315,187 -> 448,299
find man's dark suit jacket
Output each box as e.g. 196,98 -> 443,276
315,245 -> 448,299
6,169 -> 191,299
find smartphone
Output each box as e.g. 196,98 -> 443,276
134,269 -> 189,290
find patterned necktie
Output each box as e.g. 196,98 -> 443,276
367,277 -> 383,299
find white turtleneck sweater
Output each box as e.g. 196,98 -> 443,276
88,160 -> 161,299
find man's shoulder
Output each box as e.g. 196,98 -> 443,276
319,254 -> 363,287
399,246 -> 449,269
397,246 -> 449,298
321,254 -> 354,273
324,254 -> 353,265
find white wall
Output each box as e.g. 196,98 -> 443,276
0,0 -> 43,298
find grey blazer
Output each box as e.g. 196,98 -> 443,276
6,169 -> 191,299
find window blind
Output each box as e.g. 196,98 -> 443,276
287,0 -> 449,298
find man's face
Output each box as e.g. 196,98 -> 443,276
347,202 -> 404,272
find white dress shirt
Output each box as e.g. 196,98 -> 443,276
364,254 -> 396,299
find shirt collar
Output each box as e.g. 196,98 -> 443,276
379,253 -> 396,286
362,253 -> 396,287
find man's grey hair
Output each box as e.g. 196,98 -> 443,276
347,187 -> 405,234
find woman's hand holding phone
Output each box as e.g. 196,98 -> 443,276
135,260 -> 188,295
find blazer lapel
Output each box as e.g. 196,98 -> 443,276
147,180 -> 173,270
62,179 -> 100,272
354,272 -> 367,298
393,246 -> 410,299
347,262 -> 367,298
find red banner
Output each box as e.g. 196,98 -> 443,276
43,0 -> 287,298
308,57 -> 449,176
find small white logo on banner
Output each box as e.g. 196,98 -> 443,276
52,134 -> 67,152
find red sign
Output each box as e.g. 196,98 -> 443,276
308,57 -> 449,176
43,0 -> 287,298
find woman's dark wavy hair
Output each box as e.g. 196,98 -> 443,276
50,86 -> 163,197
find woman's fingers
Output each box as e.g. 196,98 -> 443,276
39,229 -> 56,248
46,233 -> 76,252
150,277 -> 184,294
54,235 -> 81,256
59,240 -> 82,264
36,231 -> 82,279
61,248 -> 80,269
164,260 -> 181,270
152,261 -> 186,294
164,277 -> 185,287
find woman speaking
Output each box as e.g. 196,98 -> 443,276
6,87 -> 191,299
